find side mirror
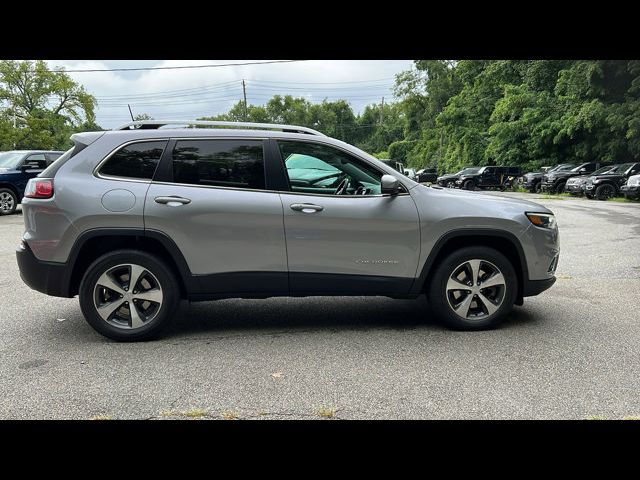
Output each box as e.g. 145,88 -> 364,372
381,174 -> 400,195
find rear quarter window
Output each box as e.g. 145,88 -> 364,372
99,141 -> 168,180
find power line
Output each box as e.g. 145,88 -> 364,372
50,60 -> 307,73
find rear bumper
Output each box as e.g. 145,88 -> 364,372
522,277 -> 557,297
16,242 -> 72,298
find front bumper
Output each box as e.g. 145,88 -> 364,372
16,241 -> 72,298
522,277 -> 557,297
620,185 -> 640,199
539,181 -> 556,192
565,183 -> 584,195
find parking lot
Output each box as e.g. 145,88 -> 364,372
0,192 -> 639,419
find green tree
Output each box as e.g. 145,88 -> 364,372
0,60 -> 97,149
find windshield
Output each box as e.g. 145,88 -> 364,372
549,164 -> 575,173
590,165 -> 616,175
457,167 -> 481,175
605,163 -> 635,174
0,152 -> 26,169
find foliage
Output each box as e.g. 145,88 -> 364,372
393,60 -> 640,172
197,95 -> 405,157
0,60 -> 97,150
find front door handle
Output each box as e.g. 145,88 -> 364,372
290,203 -> 324,213
155,196 -> 191,206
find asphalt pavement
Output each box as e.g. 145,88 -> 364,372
1,192 -> 639,419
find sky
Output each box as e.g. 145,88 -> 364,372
50,60 -> 414,129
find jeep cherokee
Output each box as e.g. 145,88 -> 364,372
16,120 -> 559,341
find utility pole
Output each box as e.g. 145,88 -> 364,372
242,80 -> 248,121
380,96 -> 384,124
127,104 -> 134,121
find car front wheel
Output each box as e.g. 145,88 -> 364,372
79,250 -> 180,341
595,184 -> 615,201
427,246 -> 518,330
0,188 -> 17,215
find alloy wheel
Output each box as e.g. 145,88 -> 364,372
93,263 -> 163,330
446,259 -> 506,320
0,192 -> 15,213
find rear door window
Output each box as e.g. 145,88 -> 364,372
171,139 -> 265,190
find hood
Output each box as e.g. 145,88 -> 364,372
566,174 -> 590,183
437,173 -> 460,181
524,171 -> 543,179
419,184 -> 552,214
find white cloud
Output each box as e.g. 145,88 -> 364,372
51,60 -> 413,128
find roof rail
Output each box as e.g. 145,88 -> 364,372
114,120 -> 325,136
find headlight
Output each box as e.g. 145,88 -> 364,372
526,212 -> 556,229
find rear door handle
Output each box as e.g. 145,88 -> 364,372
155,196 -> 191,206
290,203 -> 324,213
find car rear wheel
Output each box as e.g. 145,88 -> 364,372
79,250 -> 180,341
427,246 -> 518,330
595,183 -> 615,201
556,181 -> 566,194
0,188 -> 17,216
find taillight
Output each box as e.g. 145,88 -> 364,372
24,179 -> 54,199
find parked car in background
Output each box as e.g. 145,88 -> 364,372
0,150 -> 64,215
565,165 -> 615,196
456,166 -> 523,191
540,162 -> 604,194
403,167 -> 418,181
379,159 -> 405,174
621,174 -> 640,200
521,164 -> 575,193
584,162 -> 640,200
16,120 -> 558,340
416,167 -> 438,183
437,167 -> 481,188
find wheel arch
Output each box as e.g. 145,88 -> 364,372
0,182 -> 20,198
66,228 -> 197,298
412,229 -> 528,301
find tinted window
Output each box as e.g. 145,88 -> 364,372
278,141 -> 384,195
24,154 -> 47,169
45,153 -> 62,164
483,167 -> 495,174
172,140 -> 265,189
100,141 -> 167,180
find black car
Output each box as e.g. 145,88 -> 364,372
565,165 -> 615,196
584,162 -> 640,200
540,162 -> 605,194
416,167 -> 438,183
620,174 -> 640,200
521,164 -> 575,193
456,166 -> 523,191
436,167 -> 481,187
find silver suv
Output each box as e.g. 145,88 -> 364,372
16,120 -> 559,341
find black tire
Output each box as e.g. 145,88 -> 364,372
463,180 -> 475,191
79,249 -> 180,341
0,188 -> 18,216
595,183 -> 615,201
446,181 -> 455,188
555,181 -> 566,194
426,246 -> 518,331
534,183 -> 542,194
